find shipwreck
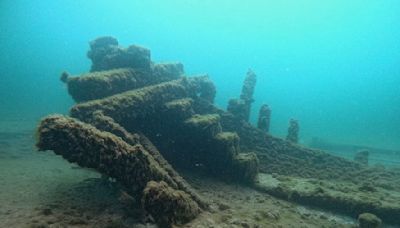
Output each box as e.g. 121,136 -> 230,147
36,36 -> 400,227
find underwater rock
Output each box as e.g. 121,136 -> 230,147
358,213 -> 382,228
257,104 -> 271,133
87,36 -> 151,72
142,181 -> 201,227
286,119 -> 299,143
227,69 -> 257,122
354,150 -> 369,166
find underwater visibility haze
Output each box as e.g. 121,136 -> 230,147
1,0 -> 400,227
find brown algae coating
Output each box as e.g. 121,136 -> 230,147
181,114 -> 259,183
240,69 -> 257,103
86,110 -> 140,145
358,213 -> 382,228
142,181 -> 201,227
36,115 -> 176,195
36,115 -> 207,226
66,68 -> 148,102
33,36 -> 400,226
151,62 -> 184,82
163,98 -> 195,120
233,152 -> 259,183
255,173 -> 398,225
184,114 -> 222,137
70,76 -> 215,123
138,133 -> 209,209
257,104 -> 271,133
70,78 -> 190,121
226,69 -> 257,122
200,100 -> 364,180
213,132 -> 259,183
84,110 -> 208,209
65,65 -> 184,102
240,69 -> 257,121
69,76 -> 258,184
87,36 -> 151,72
227,98 -> 248,120
286,118 -> 299,143
36,115 -> 208,212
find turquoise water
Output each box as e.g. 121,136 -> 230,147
1,1 -> 400,227
1,1 -> 399,151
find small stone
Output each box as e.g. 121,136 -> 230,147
358,213 -> 382,228
68,217 -> 88,225
217,202 -> 230,211
319,214 -> 328,220
41,208 -> 53,216
257,198 -> 266,203
259,210 -> 280,220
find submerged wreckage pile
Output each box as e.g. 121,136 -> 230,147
37,36 -> 400,226
37,36 -> 257,227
